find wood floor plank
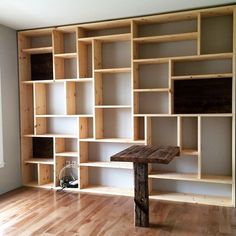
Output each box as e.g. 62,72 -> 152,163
0,187 -> 236,236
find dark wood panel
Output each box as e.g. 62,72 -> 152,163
111,145 -> 180,164
33,137 -> 53,158
174,78 -> 232,114
31,53 -> 53,81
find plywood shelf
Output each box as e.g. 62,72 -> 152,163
24,181 -> 54,189
181,149 -> 199,156
78,33 -> 131,43
55,152 -> 78,157
172,73 -> 233,80
24,158 -> 54,165
79,185 -> 133,197
24,134 -> 77,138
35,114 -> 93,118
95,105 -> 131,109
79,161 -> 133,169
150,190 -> 232,207
79,138 -> 145,144
133,113 -> 233,117
94,68 -> 131,73
133,32 -> 198,44
54,52 -> 77,59
133,88 -> 170,93
149,171 -> 232,184
22,47 -> 53,54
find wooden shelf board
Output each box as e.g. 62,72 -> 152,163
55,78 -> 93,82
22,80 -> 54,84
22,46 -> 53,54
95,105 -> 131,109
78,33 -> 131,43
133,113 -> 233,118
133,88 -> 170,93
79,185 -> 133,197
181,149 -> 199,156
149,171 -> 232,184
24,134 -> 77,138
172,73 -> 233,80
79,138 -> 145,144
35,114 -> 93,118
56,152 -> 78,157
94,67 -> 131,73
19,28 -> 54,36
79,161 -> 133,169
25,158 -> 54,165
150,190 -> 232,207
133,32 -> 198,44
54,52 -> 77,59
133,53 -> 233,65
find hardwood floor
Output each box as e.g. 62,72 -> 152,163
0,187 -> 235,236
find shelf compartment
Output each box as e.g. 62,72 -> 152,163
172,73 -> 233,80
79,33 -> 131,43
79,117 -> 93,139
31,53 -> 53,81
150,190 -> 232,207
149,171 -> 232,184
134,32 -> 197,44
79,161 -> 133,169
95,108 -> 132,139
94,67 -> 131,73
174,78 -> 232,114
66,81 -> 93,115
79,185 -> 133,197
181,149 -> 199,156
33,137 -> 54,159
22,46 -> 53,54
135,92 -> 169,114
34,82 -> 66,115
35,117 -> 79,137
201,14 -> 233,54
55,137 -> 78,156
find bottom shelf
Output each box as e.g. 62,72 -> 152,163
24,181 -> 54,189
150,190 -> 232,207
79,185 -> 134,197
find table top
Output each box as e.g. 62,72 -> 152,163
111,145 -> 180,164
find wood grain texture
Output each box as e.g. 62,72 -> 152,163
111,145 -> 180,164
0,187 -> 236,235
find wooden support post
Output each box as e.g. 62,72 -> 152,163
134,162 -> 149,227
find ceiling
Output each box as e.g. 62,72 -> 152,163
0,0 -> 235,30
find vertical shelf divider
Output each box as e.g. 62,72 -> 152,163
198,116 -> 202,179
197,13 -> 201,56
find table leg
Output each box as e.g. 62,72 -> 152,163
133,162 -> 149,227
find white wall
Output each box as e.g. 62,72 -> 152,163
0,24 -> 21,194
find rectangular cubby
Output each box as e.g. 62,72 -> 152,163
95,108 -> 132,139
78,41 -> 92,78
53,30 -> 77,54
133,117 -> 145,141
78,23 -> 130,38
66,81 -> 93,115
33,137 -> 54,159
173,58 -> 232,76
31,53 -> 53,81
55,138 -> 78,157
137,18 -> 197,37
201,14 -> 233,54
201,117 -> 232,176
173,78 -> 232,114
135,63 -> 169,89
151,117 -> 177,146
79,117 -> 93,139
136,92 -> 169,114
34,82 -> 66,115
137,40 -> 197,59
95,72 -> 131,106
35,117 -> 78,136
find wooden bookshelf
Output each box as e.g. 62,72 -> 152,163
18,5 -> 236,207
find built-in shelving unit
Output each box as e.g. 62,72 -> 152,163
18,5 -> 236,207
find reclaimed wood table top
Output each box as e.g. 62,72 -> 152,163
111,145 -> 180,164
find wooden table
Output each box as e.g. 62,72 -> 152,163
111,145 -> 180,227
